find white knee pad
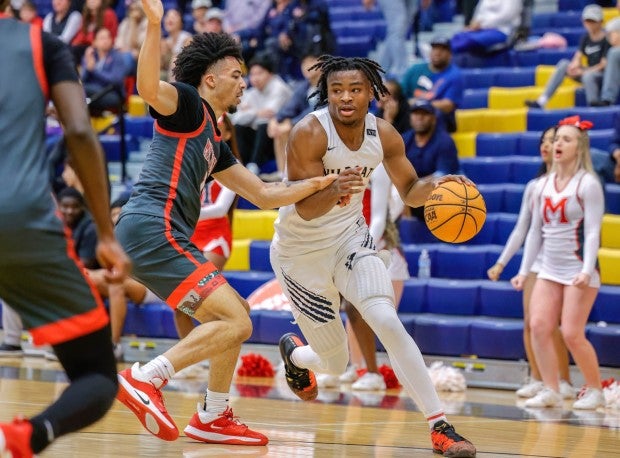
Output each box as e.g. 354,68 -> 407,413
343,254 -> 395,307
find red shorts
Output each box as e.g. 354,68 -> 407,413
191,217 -> 232,258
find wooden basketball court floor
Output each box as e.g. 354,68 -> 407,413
0,353 -> 619,458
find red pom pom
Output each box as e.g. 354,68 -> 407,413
236,353 -> 275,378
602,377 -> 616,389
378,364 -> 400,389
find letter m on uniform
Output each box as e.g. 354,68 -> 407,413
543,197 -> 568,224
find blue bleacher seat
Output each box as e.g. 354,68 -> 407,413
398,217 -> 436,244
527,107 -> 620,131
531,27 -> 583,47
502,183 -> 526,213
479,281 -> 523,318
517,131 -> 543,156
461,69 -> 495,89
590,285 -> 620,324
537,47 -> 577,66
224,271 -> 275,299
124,116 -> 153,139
249,241 -> 272,272
466,213 -> 495,245
550,11 -> 583,28
558,0 -> 589,12
123,302 -> 172,338
470,318 -> 525,360
99,134 -> 139,162
589,129 -> 616,151
426,278 -> 480,314
461,88 -> 489,109
476,133 -> 519,157
587,324 -> 620,367
512,50 -> 542,67
434,246 -> 488,279
399,278 -> 427,313
413,314 -> 471,356
510,156 -> 543,184
247,310 -> 262,343
493,213 -> 518,245
461,157 -> 512,184
253,310 -> 297,345
492,67 -> 536,88
477,184 -> 504,213
605,184 -> 620,214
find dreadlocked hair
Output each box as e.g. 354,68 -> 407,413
308,55 -> 388,108
173,32 -> 243,87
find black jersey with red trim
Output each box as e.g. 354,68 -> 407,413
121,82 -> 238,235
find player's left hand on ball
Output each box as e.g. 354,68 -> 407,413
435,174 -> 475,187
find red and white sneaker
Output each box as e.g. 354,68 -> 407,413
0,417 -> 34,458
184,405 -> 268,446
117,362 -> 179,441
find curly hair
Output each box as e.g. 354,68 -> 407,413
172,32 -> 243,87
308,55 -> 389,108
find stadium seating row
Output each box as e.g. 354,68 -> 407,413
116,277 -> 620,366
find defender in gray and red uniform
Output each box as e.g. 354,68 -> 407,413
114,0 -> 338,446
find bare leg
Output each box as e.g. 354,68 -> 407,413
108,283 -> 127,345
522,273 -> 540,379
561,285 -> 601,388
529,279 -> 563,391
162,284 -> 252,374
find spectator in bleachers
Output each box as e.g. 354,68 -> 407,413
221,0 -> 271,56
362,0 -> 418,78
450,0 -> 521,54
114,0 -> 147,75
43,0 -> 82,44
610,112 -> 620,182
71,0 -> 119,65
231,52 -> 292,175
160,8 -> 192,81
190,0 -> 211,33
81,27 -> 128,115
400,35 -> 463,133
18,0 -> 42,26
402,99 -> 460,219
200,6 -> 224,33
592,17 -> 620,106
288,0 -> 335,74
525,4 -> 610,109
512,116 -> 605,410
265,53 -> 321,182
376,79 -> 416,135
487,126 -> 576,401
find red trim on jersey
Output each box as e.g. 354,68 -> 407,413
163,138 -> 201,268
204,104 -> 221,142
166,261 -> 227,308
30,209 -> 109,345
29,24 -> 49,101
154,105 -> 207,138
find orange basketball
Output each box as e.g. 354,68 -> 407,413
424,181 -> 486,243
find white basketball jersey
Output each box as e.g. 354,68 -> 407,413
533,169 -> 602,284
273,107 -> 384,255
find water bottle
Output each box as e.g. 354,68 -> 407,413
418,249 -> 431,280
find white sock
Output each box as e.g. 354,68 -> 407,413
140,355 -> 175,389
427,413 -> 448,430
202,389 -> 229,420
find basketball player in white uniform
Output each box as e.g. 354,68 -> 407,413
512,116 -> 605,410
488,126 -> 574,400
270,55 -> 477,457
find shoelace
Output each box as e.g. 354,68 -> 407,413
150,380 -> 169,414
434,422 -> 465,443
222,408 -> 247,428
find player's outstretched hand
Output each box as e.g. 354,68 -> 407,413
309,173 -> 338,191
142,0 -> 164,24
434,174 -> 475,187
96,237 -> 132,285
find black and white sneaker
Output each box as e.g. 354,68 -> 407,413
0,343 -> 23,357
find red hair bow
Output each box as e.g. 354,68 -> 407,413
558,115 -> 593,131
